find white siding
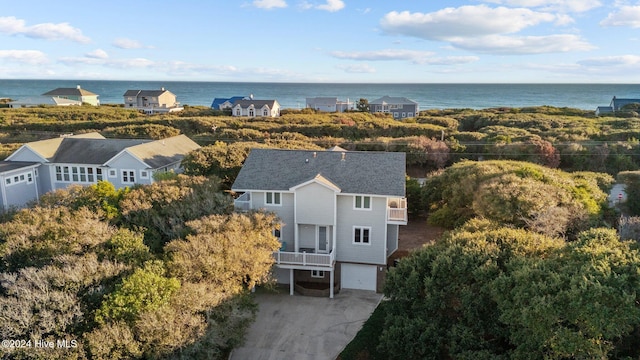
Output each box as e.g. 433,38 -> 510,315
295,182 -> 335,225
252,191 -> 295,251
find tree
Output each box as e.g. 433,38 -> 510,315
356,98 -> 369,112
379,224 -> 640,359
406,136 -> 450,169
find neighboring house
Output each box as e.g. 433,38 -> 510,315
232,98 -> 280,118
42,85 -> 100,106
123,88 -> 184,114
8,96 -> 83,108
0,132 -> 200,212
211,96 -> 248,110
596,96 -> 640,116
305,97 -> 354,112
369,96 -> 419,120
231,147 -> 407,298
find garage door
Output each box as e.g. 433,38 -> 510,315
341,263 -> 377,291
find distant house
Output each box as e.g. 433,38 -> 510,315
211,96 -> 249,110
305,97 -> 354,112
596,96 -> 640,116
0,132 -> 200,212
123,88 -> 183,114
232,97 -> 280,118
42,85 -> 100,106
8,96 -> 83,108
232,147 -> 407,298
369,96 -> 419,120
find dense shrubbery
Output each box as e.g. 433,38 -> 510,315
381,223 -> 640,359
0,176 -> 280,359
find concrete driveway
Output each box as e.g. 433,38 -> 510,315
230,288 -> 383,360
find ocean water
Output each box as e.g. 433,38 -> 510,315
0,79 -> 638,111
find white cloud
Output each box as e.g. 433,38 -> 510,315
299,0 -> 344,12
578,55 -> 640,66
253,0 -> 287,9
0,50 -> 48,64
600,6 -> 640,28
0,16 -> 89,43
336,63 -> 377,73
483,0 -> 602,12
112,38 -> 148,49
379,5 -> 593,54
329,49 -> 479,65
450,34 -> 594,54
380,6 -> 559,40
316,0 -> 345,12
86,49 -> 108,59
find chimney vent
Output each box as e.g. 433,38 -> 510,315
341,152 -> 346,161
313,152 -> 317,158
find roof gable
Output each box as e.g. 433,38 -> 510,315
43,87 -> 97,96
232,148 -> 405,196
370,96 -> 418,105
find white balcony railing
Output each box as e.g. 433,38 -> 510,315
234,192 -> 251,211
274,250 -> 335,268
387,198 -> 408,223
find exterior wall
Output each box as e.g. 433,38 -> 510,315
6,148 -> 46,162
251,191 -> 295,251
386,224 -> 399,257
295,182 -> 336,225
298,224 -> 316,249
335,195 -> 387,265
105,153 -> 150,189
0,168 -> 39,210
49,163 -> 108,191
157,92 -> 177,108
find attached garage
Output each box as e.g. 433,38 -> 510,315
341,263 -> 377,291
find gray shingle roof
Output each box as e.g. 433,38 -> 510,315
0,161 -> 39,174
232,149 -> 406,196
123,89 -> 172,97
233,99 -> 278,108
370,96 -> 418,105
53,138 -> 149,164
42,87 -> 97,96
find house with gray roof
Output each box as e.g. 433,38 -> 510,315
43,85 -> 100,106
123,88 -> 183,114
369,95 -> 419,120
232,97 -> 280,117
231,147 -> 407,298
305,97 -> 355,112
1,132 -> 200,212
596,96 -> 640,116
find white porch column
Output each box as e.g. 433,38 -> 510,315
289,269 -> 294,296
330,270 -> 334,299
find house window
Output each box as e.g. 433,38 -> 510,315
122,170 -> 135,183
140,170 -> 149,179
249,109 -> 254,117
96,168 -> 103,181
5,178 -> 10,185
27,173 -> 32,183
353,226 -> 371,245
273,229 -> 281,239
354,195 -> 371,210
263,109 -> 268,116
109,169 -> 117,178
235,109 -> 241,116
311,270 -> 325,278
393,112 -> 399,118
408,112 -> 413,117
265,192 -> 281,206
402,112 -> 406,118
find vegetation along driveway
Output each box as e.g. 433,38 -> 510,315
231,288 -> 382,360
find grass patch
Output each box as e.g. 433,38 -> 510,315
338,301 -> 389,360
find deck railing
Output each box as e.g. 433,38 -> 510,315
274,250 -> 334,268
387,198 -> 408,222
234,192 -> 251,211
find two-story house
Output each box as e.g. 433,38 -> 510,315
232,97 -> 280,118
231,147 -> 407,298
123,88 -> 184,114
42,85 -> 100,106
211,96 -> 249,110
306,97 -> 354,112
0,133 -> 200,212
369,96 -> 419,120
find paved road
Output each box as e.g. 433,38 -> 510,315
230,289 -> 382,360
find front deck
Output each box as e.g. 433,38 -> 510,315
273,250 -> 335,270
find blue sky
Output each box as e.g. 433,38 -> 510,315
1,0 -> 639,83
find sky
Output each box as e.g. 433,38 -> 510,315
1,0 -> 639,83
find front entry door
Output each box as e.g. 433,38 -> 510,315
317,226 -> 329,253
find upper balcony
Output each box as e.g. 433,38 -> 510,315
234,192 -> 251,211
387,197 -> 407,224
273,249 -> 335,270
